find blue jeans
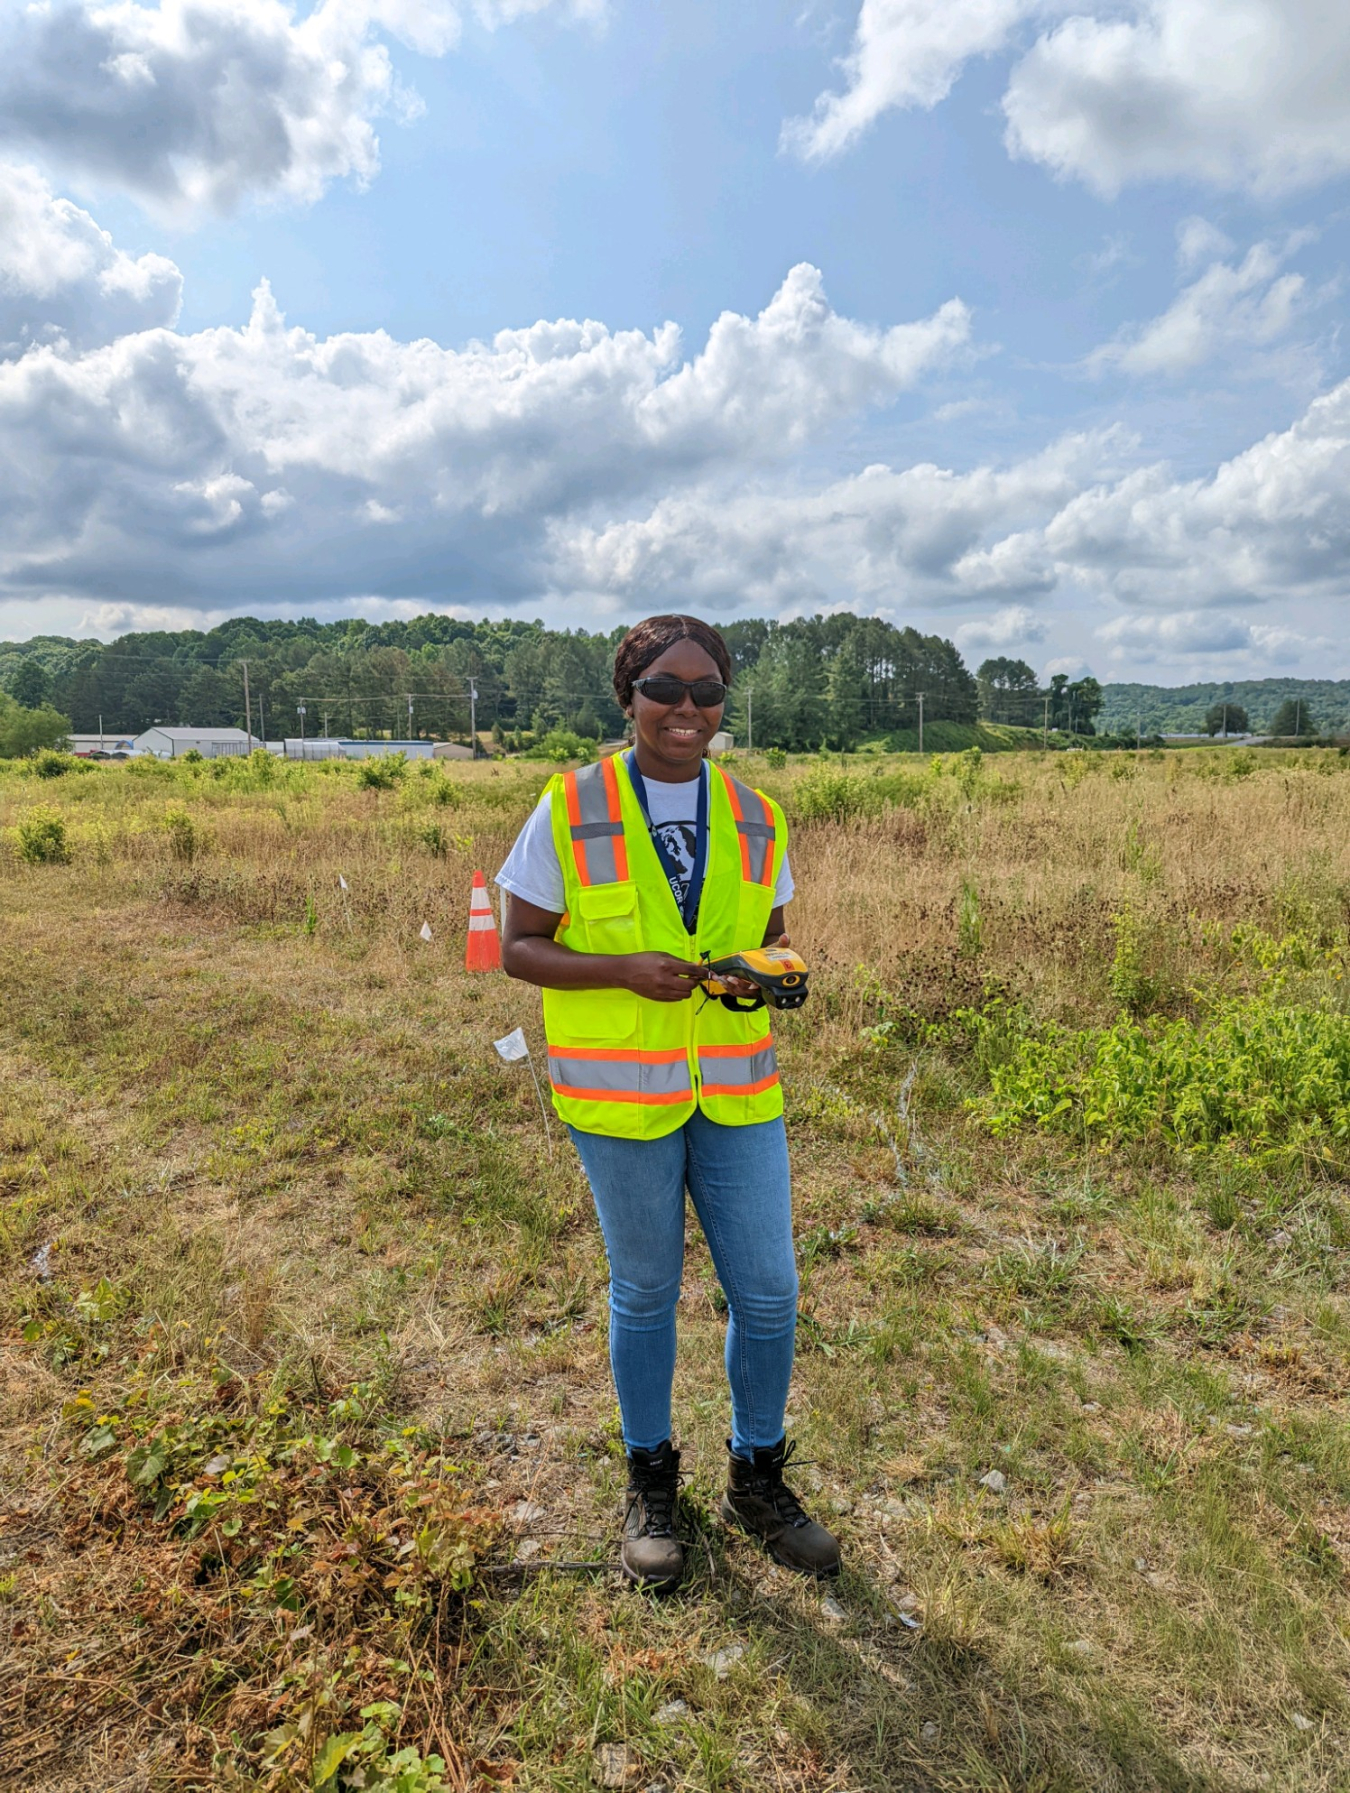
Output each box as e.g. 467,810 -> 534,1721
568,1112 -> 797,1459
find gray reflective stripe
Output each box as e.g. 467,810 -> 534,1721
738,821 -> 770,883
573,760 -> 613,824
725,772 -> 776,885
579,834 -> 623,885
698,1044 -> 778,1087
548,1053 -> 692,1097
569,761 -> 625,885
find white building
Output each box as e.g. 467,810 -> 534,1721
67,732 -> 137,757
132,726 -> 252,759
282,737 -> 472,761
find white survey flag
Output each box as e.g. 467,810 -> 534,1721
419,921 -> 433,942
494,1027 -> 530,1063
338,874 -> 349,891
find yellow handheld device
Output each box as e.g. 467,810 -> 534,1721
701,947 -> 810,1012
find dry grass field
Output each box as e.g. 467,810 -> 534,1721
2,743 -> 1349,1793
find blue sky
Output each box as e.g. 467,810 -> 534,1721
2,0 -> 1350,682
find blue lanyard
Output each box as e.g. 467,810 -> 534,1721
625,753 -> 709,936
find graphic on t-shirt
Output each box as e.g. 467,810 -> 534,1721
654,820 -> 697,911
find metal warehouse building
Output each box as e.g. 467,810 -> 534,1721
132,726 -> 253,759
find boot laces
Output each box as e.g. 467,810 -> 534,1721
751,1441 -> 812,1529
629,1459 -> 680,1538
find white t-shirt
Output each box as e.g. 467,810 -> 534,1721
496,760 -> 794,919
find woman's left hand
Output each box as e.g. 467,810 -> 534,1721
718,932 -> 793,998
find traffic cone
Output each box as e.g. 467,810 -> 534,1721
465,870 -> 501,972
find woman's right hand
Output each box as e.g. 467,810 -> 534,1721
619,952 -> 705,1002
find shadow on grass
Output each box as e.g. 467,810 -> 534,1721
682,1512 -> 1226,1793
473,1486 -> 1235,1793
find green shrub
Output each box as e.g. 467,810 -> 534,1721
358,754 -> 407,790
1109,903 -> 1150,1013
245,747 -> 278,786
955,744 -> 983,796
30,749 -> 83,779
764,746 -> 787,770
15,806 -> 71,864
958,877 -> 983,959
965,993 -> 1350,1167
525,729 -> 597,765
793,766 -> 880,823
162,806 -> 203,863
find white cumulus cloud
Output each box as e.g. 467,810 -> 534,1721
1095,612 -> 1331,665
548,430 -> 1122,612
0,162 -> 183,354
1003,0 -> 1350,197
783,0 -> 1038,162
954,604 -> 1048,653
0,0 -> 593,220
0,255 -> 970,609
1040,380 -> 1350,609
791,0 -> 1350,199
1086,235 -> 1309,377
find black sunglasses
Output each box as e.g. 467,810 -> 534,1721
633,674 -> 728,707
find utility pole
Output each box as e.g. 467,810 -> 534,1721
297,702 -> 306,750
468,677 -> 479,757
240,660 -> 253,748
916,692 -> 925,755
98,712 -> 105,754
1296,698 -> 1303,736
321,708 -> 330,739
406,693 -> 414,741
746,688 -> 754,753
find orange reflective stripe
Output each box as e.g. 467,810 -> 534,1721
700,1074 -> 780,1099
720,770 -> 753,882
720,770 -> 776,887
551,1045 -> 688,1064
698,1037 -> 772,1059
549,1085 -> 692,1106
562,771 -> 592,886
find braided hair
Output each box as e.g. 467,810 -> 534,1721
611,614 -> 733,713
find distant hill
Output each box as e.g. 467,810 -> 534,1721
1101,679 -> 1350,736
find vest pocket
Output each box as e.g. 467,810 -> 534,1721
557,987 -> 639,1040
575,880 -> 640,952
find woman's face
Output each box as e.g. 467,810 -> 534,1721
627,639 -> 726,774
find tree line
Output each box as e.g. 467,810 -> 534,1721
1,612 -> 994,752
1101,678 -> 1349,738
973,656 -> 1104,735
15,614 -> 1328,755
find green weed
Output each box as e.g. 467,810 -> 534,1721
14,804 -> 70,863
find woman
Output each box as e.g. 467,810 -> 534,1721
497,614 -> 840,1591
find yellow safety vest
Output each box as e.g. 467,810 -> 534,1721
542,753 -> 788,1139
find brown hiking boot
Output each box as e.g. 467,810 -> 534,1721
721,1438 -> 842,1578
620,1441 -> 684,1592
